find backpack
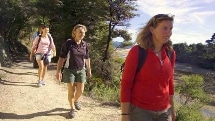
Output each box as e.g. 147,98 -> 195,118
33,34 -> 52,68
120,45 -> 173,75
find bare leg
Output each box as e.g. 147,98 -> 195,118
67,83 -> 76,109
37,59 -> 44,81
74,82 -> 84,102
41,65 -> 48,81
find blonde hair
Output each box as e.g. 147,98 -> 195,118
72,24 -> 87,38
136,14 -> 174,51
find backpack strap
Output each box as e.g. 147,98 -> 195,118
120,46 -> 147,73
132,46 -> 147,83
48,34 -> 52,44
136,46 -> 147,73
46,34 -> 53,55
35,35 -> 42,51
35,34 -> 52,53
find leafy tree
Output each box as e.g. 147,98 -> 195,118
205,33 -> 215,44
173,43 -> 190,62
103,0 -> 138,61
0,0 -> 34,52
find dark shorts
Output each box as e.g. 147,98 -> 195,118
62,68 -> 86,83
129,104 -> 172,121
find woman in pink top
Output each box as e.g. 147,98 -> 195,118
30,25 -> 56,87
120,14 -> 176,121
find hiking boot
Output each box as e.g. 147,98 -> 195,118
69,109 -> 75,118
37,81 -> 42,87
74,101 -> 81,110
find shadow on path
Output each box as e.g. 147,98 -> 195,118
0,108 -> 71,119
0,78 -> 37,87
0,68 -> 37,76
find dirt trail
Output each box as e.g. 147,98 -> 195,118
0,55 -> 120,121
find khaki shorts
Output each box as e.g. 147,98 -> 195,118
62,68 -> 86,83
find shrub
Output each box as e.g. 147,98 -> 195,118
176,104 -> 208,121
84,76 -> 120,105
176,74 -> 209,104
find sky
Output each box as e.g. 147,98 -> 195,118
114,0 -> 215,45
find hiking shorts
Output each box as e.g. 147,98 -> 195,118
62,68 -> 86,83
35,54 -> 51,62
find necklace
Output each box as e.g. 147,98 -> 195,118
154,50 -> 161,56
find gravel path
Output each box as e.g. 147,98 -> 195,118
0,55 -> 120,121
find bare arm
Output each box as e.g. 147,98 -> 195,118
121,102 -> 131,121
29,37 -> 38,61
85,58 -> 92,78
170,95 -> 176,121
85,58 -> 91,71
29,47 -> 36,61
56,57 -> 65,73
50,36 -> 56,57
52,47 -> 56,57
55,57 -> 66,81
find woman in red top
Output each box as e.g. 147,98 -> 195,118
120,14 -> 176,121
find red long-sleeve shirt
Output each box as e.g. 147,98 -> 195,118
120,45 -> 176,111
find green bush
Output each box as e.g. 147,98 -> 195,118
114,57 -> 125,64
176,105 -> 209,121
175,74 -> 214,120
176,74 -> 209,104
84,58 -> 122,105
84,77 -> 120,104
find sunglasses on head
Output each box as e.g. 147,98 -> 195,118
151,14 -> 174,26
154,14 -> 175,19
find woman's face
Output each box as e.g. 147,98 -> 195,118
41,27 -> 48,34
150,20 -> 173,44
74,27 -> 86,40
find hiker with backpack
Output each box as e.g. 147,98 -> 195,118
29,24 -> 56,87
31,24 -> 54,68
120,14 -> 176,121
31,24 -> 53,45
55,24 -> 92,118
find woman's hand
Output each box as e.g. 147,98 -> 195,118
87,70 -> 92,79
55,72 -> 62,84
51,50 -> 56,58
